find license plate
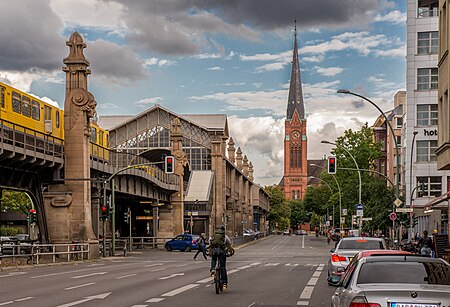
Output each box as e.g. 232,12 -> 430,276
391,303 -> 438,307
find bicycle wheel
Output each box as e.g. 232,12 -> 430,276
214,267 -> 220,294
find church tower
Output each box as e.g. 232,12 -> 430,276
282,23 -> 307,200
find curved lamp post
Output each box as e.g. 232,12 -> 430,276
310,164 -> 342,229
337,89 -> 400,199
322,140 -> 362,234
309,175 -> 334,228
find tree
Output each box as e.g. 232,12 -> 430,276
0,190 -> 32,214
265,186 -> 291,231
289,200 -> 308,229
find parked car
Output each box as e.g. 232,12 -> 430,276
243,229 -> 256,237
296,230 -> 308,236
283,229 -> 290,235
330,254 -> 450,306
165,234 -> 199,252
12,234 -> 33,254
328,237 -> 387,282
0,236 -> 15,255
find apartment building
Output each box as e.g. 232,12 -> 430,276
406,0 -> 448,235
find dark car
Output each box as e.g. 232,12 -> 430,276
12,234 -> 33,254
165,234 -> 199,252
0,236 -> 15,255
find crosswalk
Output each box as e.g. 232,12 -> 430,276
263,262 -> 316,267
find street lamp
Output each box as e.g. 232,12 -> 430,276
308,176 -> 333,232
409,131 -> 419,240
322,140 -> 362,234
337,89 -> 401,199
310,164 -> 342,229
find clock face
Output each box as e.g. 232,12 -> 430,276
292,130 -> 301,139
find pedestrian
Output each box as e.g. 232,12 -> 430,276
194,233 -> 208,260
417,230 -> 434,256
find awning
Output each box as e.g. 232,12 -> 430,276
417,191 -> 450,211
184,171 -> 214,203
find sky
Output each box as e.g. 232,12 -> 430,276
0,0 -> 407,186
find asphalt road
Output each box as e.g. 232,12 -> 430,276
0,235 -> 336,307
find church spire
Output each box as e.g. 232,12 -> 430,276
286,20 -> 305,120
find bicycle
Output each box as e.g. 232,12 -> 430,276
213,258 -> 224,294
26,245 -> 42,265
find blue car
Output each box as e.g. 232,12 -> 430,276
165,234 -> 199,252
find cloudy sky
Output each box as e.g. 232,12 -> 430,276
0,0 -> 406,186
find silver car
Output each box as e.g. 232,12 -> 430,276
328,237 -> 386,281
331,255 -> 450,306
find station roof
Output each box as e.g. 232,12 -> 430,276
184,171 -> 214,202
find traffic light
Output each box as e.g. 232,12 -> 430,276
164,155 -> 175,174
101,206 -> 108,221
124,211 -> 130,223
327,156 -> 337,174
413,216 -> 418,227
29,209 -> 37,224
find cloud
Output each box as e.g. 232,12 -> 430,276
134,97 -> 163,106
192,53 -> 223,59
374,46 -> 406,58
144,57 -> 175,67
374,10 -> 406,25
255,62 -> 287,73
315,66 -> 344,76
207,66 -> 224,71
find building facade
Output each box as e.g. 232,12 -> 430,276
280,26 -> 308,200
407,0 -> 448,235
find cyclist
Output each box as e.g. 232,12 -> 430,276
208,225 -> 234,289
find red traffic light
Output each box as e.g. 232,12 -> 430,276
167,157 -> 172,163
101,206 -> 108,212
29,209 -> 37,214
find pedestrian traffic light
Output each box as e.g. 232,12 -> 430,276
29,209 -> 37,224
164,155 -> 175,174
101,206 -> 108,221
124,211 -> 130,223
327,156 -> 337,174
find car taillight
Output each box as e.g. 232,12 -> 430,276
331,254 -> 347,262
192,240 -> 195,244
349,296 -> 380,307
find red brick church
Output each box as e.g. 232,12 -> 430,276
279,25 -> 308,200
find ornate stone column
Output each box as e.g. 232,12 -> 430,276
243,155 -> 249,177
248,162 -> 254,181
228,138 -> 236,163
236,147 -> 243,171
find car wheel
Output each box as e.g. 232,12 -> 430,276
165,245 -> 173,252
185,245 -> 192,252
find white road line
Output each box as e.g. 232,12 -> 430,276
307,277 -> 318,286
65,283 -> 95,290
271,236 -> 289,250
116,274 -> 137,279
312,271 -> 321,277
237,265 -> 252,270
150,268 -> 166,272
316,266 -> 323,271
31,263 -> 135,279
0,301 -> 13,306
248,302 -> 256,307
131,305 -> 148,307
300,286 -> 314,299
144,263 -> 164,268
14,297 -> 33,302
145,298 -> 165,303
302,235 -> 305,248
176,264 -> 190,268
264,263 -> 280,266
196,277 -> 213,283
228,269 -> 239,274
161,284 -> 198,297
0,272 -> 27,278
158,273 -> 184,280
297,301 -> 309,305
71,272 -> 107,279
250,262 -> 261,266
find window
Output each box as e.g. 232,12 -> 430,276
0,86 -> 5,108
417,140 -> 438,162
395,117 -> 403,128
90,127 -> 97,143
55,111 -> 60,128
417,176 -> 442,197
12,91 -> 21,113
98,130 -> 104,146
418,31 -> 439,54
44,106 -> 51,121
31,100 -> 40,120
21,96 -> 31,117
417,68 -> 438,90
418,0 -> 439,18
417,104 -> 438,126
395,135 -> 402,146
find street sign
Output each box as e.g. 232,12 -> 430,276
356,209 -> 363,217
389,212 -> 397,221
396,208 -> 413,213
394,198 -> 403,207
136,216 -> 153,220
361,217 -> 372,221
356,204 -> 363,210
342,209 -> 348,216
187,211 -> 199,216
340,217 -> 345,223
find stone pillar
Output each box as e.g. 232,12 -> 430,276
160,118 -> 186,237
228,138 -> 236,164
236,147 -> 243,171
248,162 -> 254,181
209,133 -> 227,234
243,155 -> 249,177
44,32 -> 98,257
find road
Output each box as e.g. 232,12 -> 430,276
0,235 -> 336,307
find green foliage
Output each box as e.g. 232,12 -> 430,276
265,186 -> 291,230
305,124 -> 395,233
1,190 -> 32,214
289,200 -> 308,228
0,226 -> 22,236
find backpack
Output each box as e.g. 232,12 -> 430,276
209,229 -> 226,250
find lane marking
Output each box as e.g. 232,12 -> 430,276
71,272 -> 107,279
116,274 -> 137,279
15,297 -> 33,302
31,263 -> 135,279
250,262 -> 261,266
228,269 -> 239,274
0,272 -> 28,278
264,263 -> 280,266
302,235 -> 305,249
57,292 -> 111,307
132,305 -> 148,307
300,286 -> 314,299
297,301 -> 309,305
312,271 -> 321,277
145,298 -> 165,303
248,302 -> 256,307
316,266 -> 323,271
196,277 -> 213,283
307,277 -> 318,286
161,284 -> 198,297
65,283 -> 95,290
176,264 -> 190,268
237,265 -> 252,270
144,263 -> 164,268
150,268 -> 166,272
271,236 -> 289,250
0,301 -> 13,306
158,273 -> 184,280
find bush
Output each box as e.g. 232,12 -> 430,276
0,226 -> 22,236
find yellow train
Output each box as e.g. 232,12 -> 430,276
0,81 -> 109,159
